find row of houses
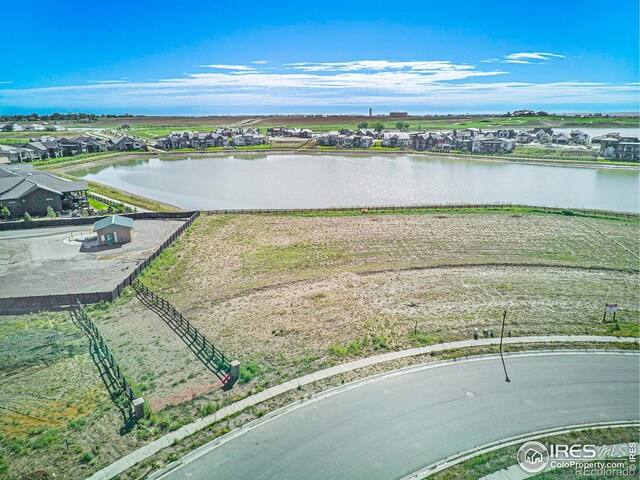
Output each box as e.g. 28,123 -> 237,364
266,127 -> 313,138
0,135 -> 143,163
0,164 -> 89,217
313,127 -> 614,154
154,129 -> 267,150
315,129 -> 518,154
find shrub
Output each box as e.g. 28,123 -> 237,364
328,344 -> 348,357
23,212 -> 32,222
79,451 -> 93,464
1,206 -> 9,220
201,402 -> 218,416
239,362 -> 261,384
68,419 -> 87,431
46,205 -> 56,219
31,428 -> 58,449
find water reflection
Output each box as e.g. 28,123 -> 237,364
76,153 -> 640,213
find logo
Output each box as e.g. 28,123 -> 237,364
517,441 -> 550,473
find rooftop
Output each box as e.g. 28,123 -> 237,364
93,215 -> 134,231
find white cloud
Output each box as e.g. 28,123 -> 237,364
251,60 -> 270,64
0,81 -> 12,85
198,64 -> 257,71
284,60 -> 475,72
502,59 -> 535,64
1,58 -> 632,112
483,52 -> 565,65
87,80 -> 128,84
505,52 -> 565,61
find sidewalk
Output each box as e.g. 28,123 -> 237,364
87,335 -> 637,480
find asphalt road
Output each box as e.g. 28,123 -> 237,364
159,353 -> 639,480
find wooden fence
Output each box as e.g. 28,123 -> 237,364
0,210 -> 197,231
0,212 -> 199,313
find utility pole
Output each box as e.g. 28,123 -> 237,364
500,309 -> 511,383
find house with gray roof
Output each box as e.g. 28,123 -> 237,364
0,145 -> 37,163
0,167 -> 88,217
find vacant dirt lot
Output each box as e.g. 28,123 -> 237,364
0,219 -> 185,298
137,211 -> 638,378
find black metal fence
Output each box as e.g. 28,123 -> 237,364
70,302 -> 138,417
0,211 -> 199,313
132,279 -> 234,385
201,203 -> 639,219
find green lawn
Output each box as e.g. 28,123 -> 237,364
88,197 -> 108,210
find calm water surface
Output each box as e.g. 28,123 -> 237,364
78,154 -> 640,212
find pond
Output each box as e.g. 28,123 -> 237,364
77,153 -> 640,213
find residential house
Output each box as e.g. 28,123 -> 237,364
71,135 -> 109,153
569,130 -> 590,145
112,135 -> 143,151
515,131 -> 534,143
232,134 -> 267,146
382,131 -> 411,148
534,130 -> 552,143
472,138 -> 516,154
0,145 -> 37,163
0,167 -> 88,217
316,131 -> 340,147
497,129 -> 515,139
551,133 -> 570,145
599,136 -> 640,161
57,138 -> 86,156
231,134 -> 246,146
20,142 -> 51,160
341,135 -> 373,148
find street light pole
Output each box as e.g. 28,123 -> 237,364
500,309 -> 511,383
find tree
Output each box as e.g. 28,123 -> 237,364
46,205 -> 56,219
23,212 -> 32,222
395,121 -> 410,132
357,122 -> 369,129
1,206 -> 10,220
372,121 -> 385,133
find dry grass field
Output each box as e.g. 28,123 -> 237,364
138,211 -> 639,376
1,210 -> 637,479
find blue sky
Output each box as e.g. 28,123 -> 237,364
0,0 -> 638,115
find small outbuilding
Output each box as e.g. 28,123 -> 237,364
93,215 -> 134,246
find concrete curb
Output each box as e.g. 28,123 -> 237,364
86,335 -> 638,480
